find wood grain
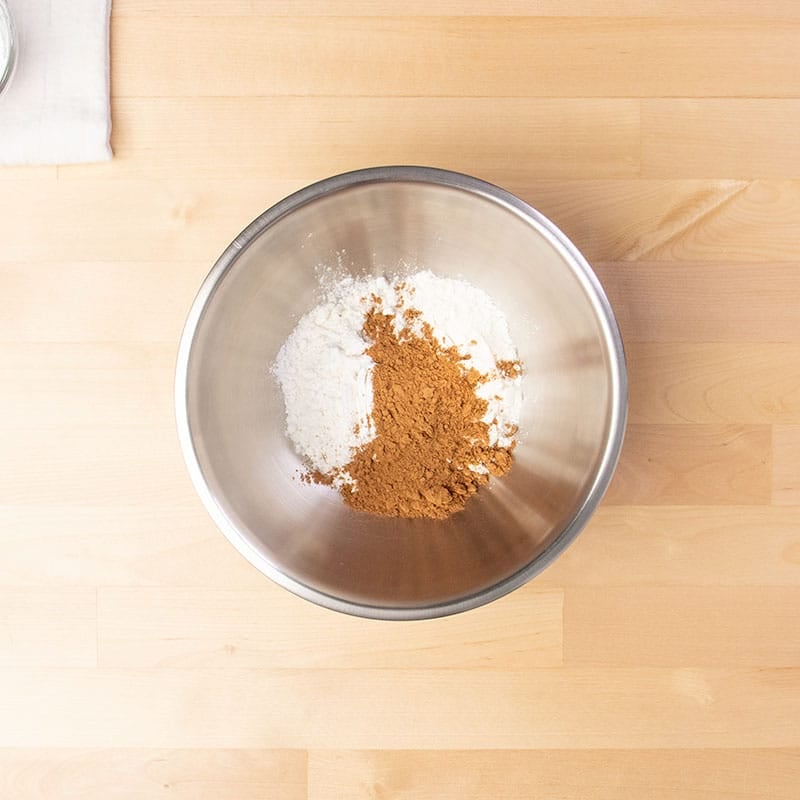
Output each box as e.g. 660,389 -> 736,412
0,426 -> 191,507
110,17 -> 800,98
554,180 -> 800,263
97,587 -> 563,669
605,424 -> 771,505
112,1 -> 800,18
0,589 -> 96,667
595,262 -> 800,342
2,506 -> 798,590
773,425 -> 800,505
0,166 -> 56,181
0,344 -> 174,430
103,97 -> 641,181
307,749 -> 800,800
0,505 -> 262,589
0,749 -> 306,800
564,587 -> 800,667
5,181 -> 799,264
6,180 -> 800,262
541,506 -> 800,588
2,667 -> 800,749
69,98 -> 800,182
642,100 -> 800,178
0,181 -> 301,262
2,5 -> 800,798
0,264 -> 197,342
626,343 -> 800,424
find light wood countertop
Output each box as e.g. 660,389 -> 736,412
1,3 -> 799,798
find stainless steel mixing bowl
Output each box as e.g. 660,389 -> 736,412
176,166 -> 627,619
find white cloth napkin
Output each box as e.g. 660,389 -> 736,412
0,0 -> 112,165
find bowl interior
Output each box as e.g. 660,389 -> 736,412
181,174 -> 624,617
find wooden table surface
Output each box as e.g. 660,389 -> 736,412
2,2 -> 800,798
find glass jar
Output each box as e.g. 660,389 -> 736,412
0,0 -> 16,97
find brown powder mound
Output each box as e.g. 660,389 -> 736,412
339,310 -> 515,519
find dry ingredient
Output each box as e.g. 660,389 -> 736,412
272,276 -> 380,479
273,271 -> 523,519
342,309 -> 515,518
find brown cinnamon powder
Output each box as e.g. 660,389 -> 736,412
496,358 -> 522,378
336,309 -> 515,519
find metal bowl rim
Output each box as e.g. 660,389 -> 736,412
175,165 -> 628,620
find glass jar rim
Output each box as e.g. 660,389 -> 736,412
0,1 -> 17,97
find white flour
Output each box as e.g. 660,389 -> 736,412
273,271 -> 523,483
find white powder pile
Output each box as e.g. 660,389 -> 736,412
273,270 -> 523,486
272,275 -> 385,479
